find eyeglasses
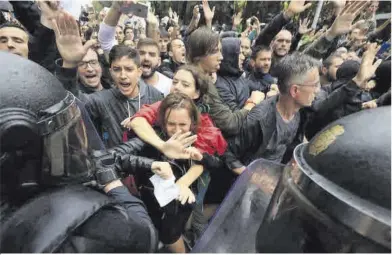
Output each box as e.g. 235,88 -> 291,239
77,60 -> 100,69
297,82 -> 321,89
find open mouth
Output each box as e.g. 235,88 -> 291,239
141,63 -> 152,73
85,74 -> 97,79
119,81 -> 131,88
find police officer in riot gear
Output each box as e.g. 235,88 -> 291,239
256,106 -> 391,253
192,106 -> 390,253
0,51 -> 158,253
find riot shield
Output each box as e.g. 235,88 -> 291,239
192,159 -> 285,253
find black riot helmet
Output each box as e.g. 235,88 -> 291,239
290,106 -> 391,251
0,52 -> 104,200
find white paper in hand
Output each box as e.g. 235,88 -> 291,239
149,174 -> 179,207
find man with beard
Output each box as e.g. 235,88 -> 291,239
158,38 -> 186,79
268,29 -> 293,75
252,0 -> 312,74
320,54 -> 344,86
54,12 -> 162,148
137,38 -> 172,96
245,45 -> 276,95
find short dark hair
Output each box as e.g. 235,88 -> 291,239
0,22 -> 28,35
159,28 -> 170,39
136,38 -> 159,52
175,65 -> 211,99
274,52 -> 320,94
109,45 -> 140,67
167,38 -> 182,52
185,27 -> 220,64
124,27 -> 134,35
322,54 -> 343,68
251,45 -> 272,60
158,93 -> 200,134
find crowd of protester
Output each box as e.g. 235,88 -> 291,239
0,0 -> 390,252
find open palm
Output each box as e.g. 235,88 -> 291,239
328,1 -> 369,37
286,0 -> 312,17
53,13 -> 95,64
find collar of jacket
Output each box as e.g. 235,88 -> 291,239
112,80 -> 148,100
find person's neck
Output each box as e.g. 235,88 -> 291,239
144,72 -> 159,87
197,63 -> 210,76
127,84 -> 140,99
276,95 -> 300,122
95,83 -> 104,91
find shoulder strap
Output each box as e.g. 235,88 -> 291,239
1,185 -> 114,253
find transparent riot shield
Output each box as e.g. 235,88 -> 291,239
193,149 -> 391,253
192,159 -> 285,253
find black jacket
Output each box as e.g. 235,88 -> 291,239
110,135 -> 225,179
306,80 -> 367,139
158,58 -> 181,79
1,185 -> 157,253
216,38 -> 251,111
225,96 -> 307,170
55,61 -> 163,148
225,80 -> 366,169
245,71 -> 276,94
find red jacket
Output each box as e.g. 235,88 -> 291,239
127,101 -> 227,155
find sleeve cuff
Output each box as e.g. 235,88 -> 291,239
55,58 -> 78,78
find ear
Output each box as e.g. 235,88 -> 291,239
289,84 -> 299,98
192,90 -> 200,100
168,51 -> 174,58
158,57 -> 162,66
137,66 -> 143,77
250,59 -> 255,68
321,67 -> 328,76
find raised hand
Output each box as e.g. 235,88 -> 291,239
147,8 -> 158,27
53,12 -> 96,67
37,0 -> 62,29
202,0 -> 215,23
168,7 -> 173,19
285,0 -> 313,19
326,1 -> 370,39
111,0 -> 135,13
353,43 -> 382,88
151,161 -> 174,179
233,11 -> 243,28
192,4 -> 200,19
160,131 -> 197,159
298,18 -> 313,35
172,12 -> 179,26
331,0 -> 347,15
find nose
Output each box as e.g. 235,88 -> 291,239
173,125 -> 181,134
120,70 -> 127,79
86,63 -> 94,71
7,40 -> 15,49
218,51 -> 223,61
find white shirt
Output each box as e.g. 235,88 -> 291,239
151,72 -> 172,97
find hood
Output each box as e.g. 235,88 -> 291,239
372,60 -> 391,95
218,38 -> 242,77
331,60 -> 360,91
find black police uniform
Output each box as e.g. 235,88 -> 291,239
0,52 -> 158,253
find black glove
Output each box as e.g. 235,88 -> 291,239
91,151 -> 125,188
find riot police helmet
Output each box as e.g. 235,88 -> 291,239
0,51 -> 103,198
